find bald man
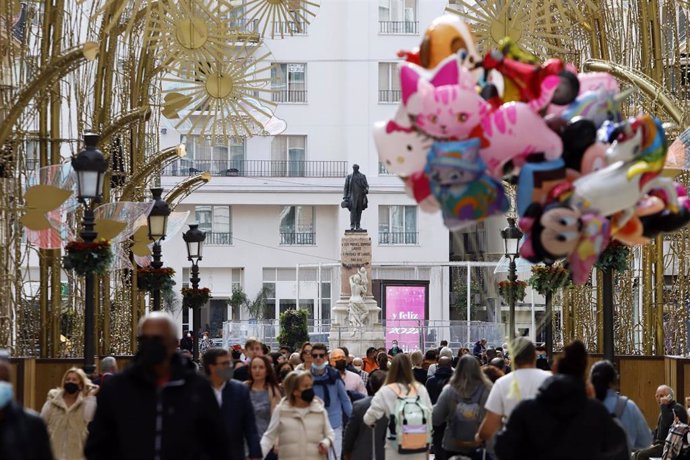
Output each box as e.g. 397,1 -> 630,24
86,312 -> 228,460
0,361 -> 53,459
634,385 -> 687,460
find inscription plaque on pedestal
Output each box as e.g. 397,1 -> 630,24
340,231 -> 373,299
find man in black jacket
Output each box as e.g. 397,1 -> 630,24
635,384 -> 688,460
426,356 -> 453,404
85,312 -> 227,460
203,348 -> 261,460
343,369 -> 386,460
0,360 -> 53,460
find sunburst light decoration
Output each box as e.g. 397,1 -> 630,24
146,0 -> 233,67
78,0 -> 154,35
224,0 -> 320,40
161,43 -> 277,139
446,0 -> 584,57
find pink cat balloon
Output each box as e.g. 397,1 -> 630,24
374,106 -> 433,177
400,55 -> 489,140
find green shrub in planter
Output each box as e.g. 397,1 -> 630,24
277,309 -> 309,352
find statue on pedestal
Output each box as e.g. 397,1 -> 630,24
348,267 -> 369,335
342,164 -> 368,231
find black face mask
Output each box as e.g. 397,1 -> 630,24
335,360 -> 347,371
63,382 -> 80,395
301,388 -> 315,403
137,336 -> 168,367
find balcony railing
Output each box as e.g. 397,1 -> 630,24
379,231 -> 419,245
227,19 -> 260,35
162,160 -> 348,178
379,89 -> 401,103
280,232 -> 315,245
272,89 -> 308,103
379,21 -> 419,35
272,21 -> 308,35
204,232 -> 233,246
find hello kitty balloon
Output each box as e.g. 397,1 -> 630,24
373,106 -> 433,177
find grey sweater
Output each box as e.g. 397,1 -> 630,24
431,382 -> 492,453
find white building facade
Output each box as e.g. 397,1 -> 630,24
159,0 -> 456,337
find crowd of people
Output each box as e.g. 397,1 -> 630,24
2,312 -> 690,459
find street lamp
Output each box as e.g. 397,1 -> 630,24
147,187 -> 170,310
183,223 -> 206,361
71,133 -> 108,375
501,217 -> 523,340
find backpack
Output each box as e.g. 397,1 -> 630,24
448,384 -> 485,449
387,383 -> 431,454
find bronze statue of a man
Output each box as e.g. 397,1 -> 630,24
342,164 -> 369,231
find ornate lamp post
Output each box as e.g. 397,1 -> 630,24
71,133 -> 108,374
183,224 -> 205,361
147,188 -> 170,310
501,217 -> 523,341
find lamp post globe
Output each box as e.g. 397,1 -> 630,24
183,223 -> 206,264
72,133 -> 107,202
147,187 -> 170,243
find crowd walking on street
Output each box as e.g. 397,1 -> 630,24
5,312 -> 690,459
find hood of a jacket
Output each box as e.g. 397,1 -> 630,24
536,374 -> 588,417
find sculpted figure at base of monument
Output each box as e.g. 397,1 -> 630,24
348,267 -> 369,335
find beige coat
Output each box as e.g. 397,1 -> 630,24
40,389 -> 96,460
260,397 -> 334,460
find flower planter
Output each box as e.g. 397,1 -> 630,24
136,267 -> 176,292
63,240 -> 113,275
181,287 -> 211,309
498,280 -> 527,304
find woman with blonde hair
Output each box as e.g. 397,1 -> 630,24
261,370 -> 334,460
363,353 -> 433,460
41,367 -> 98,460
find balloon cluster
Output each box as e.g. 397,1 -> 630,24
373,15 -> 690,285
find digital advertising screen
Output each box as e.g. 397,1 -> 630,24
384,285 -> 427,352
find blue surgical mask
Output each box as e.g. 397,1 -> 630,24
0,382 -> 13,408
312,362 -> 327,371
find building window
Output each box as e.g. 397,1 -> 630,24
271,63 -> 307,103
271,135 -> 307,176
280,206 -> 315,245
378,62 -> 401,103
379,205 -> 418,245
230,269 -> 243,320
24,135 -> 40,170
179,135 -> 246,176
195,205 -> 232,245
379,0 -> 418,34
321,281 -> 331,323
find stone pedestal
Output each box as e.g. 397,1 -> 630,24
329,230 -> 385,357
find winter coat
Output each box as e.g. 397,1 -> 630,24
425,366 -> 453,404
40,389 -> 96,460
413,367 -> 428,385
654,399 -> 688,444
311,366 -> 352,429
85,354 -> 227,460
494,374 -> 629,460
342,396 -> 386,460
221,381 -> 261,459
1,401 -> 53,460
260,397 -> 335,460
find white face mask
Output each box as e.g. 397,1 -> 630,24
353,365 -> 362,372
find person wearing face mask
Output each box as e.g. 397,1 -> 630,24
310,343 -> 352,460
351,357 -> 370,386
388,340 -> 403,356
85,312 -> 227,460
261,370 -> 335,460
331,348 -> 366,401
0,360 -> 53,460
203,348 -> 262,460
40,367 -> 97,460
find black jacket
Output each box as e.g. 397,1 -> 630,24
0,401 -> 53,460
654,400 -> 688,444
85,354 -> 227,460
425,366 -> 453,405
494,375 -> 629,460
413,367 -> 428,385
220,380 -> 261,459
342,397 -> 386,460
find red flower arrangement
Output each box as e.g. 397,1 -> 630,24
497,280 -> 528,304
63,240 -> 113,275
136,267 -> 176,292
181,287 -> 211,309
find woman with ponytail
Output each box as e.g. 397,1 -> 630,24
590,360 -> 652,451
494,341 -> 629,460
